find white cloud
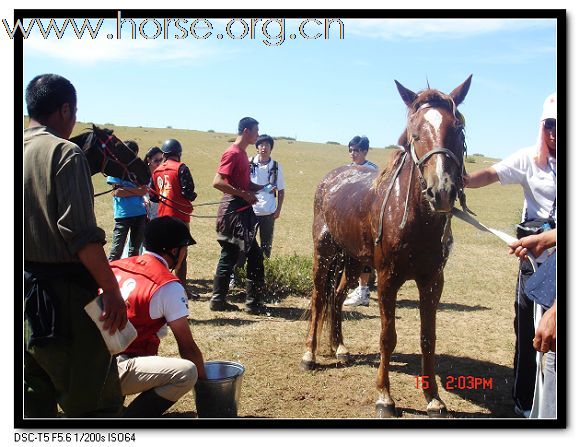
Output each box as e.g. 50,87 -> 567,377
21,18 -> 234,64
344,18 -> 555,41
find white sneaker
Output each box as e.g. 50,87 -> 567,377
344,286 -> 370,307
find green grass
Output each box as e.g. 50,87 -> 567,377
234,254 -> 314,299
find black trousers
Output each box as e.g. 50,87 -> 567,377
512,258 -> 538,412
215,239 -> 264,285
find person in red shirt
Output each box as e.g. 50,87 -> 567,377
151,139 -> 197,290
110,216 -> 207,418
210,117 -> 267,313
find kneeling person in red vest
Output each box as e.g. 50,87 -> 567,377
110,216 -> 207,418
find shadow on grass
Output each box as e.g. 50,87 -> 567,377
188,317 -> 256,327
396,299 -> 491,312
185,278 -> 213,297
315,351 -> 513,417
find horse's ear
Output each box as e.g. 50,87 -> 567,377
395,80 -> 417,108
449,74 -> 472,106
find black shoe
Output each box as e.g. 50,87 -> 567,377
209,300 -> 239,312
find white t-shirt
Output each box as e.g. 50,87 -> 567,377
493,146 -> 557,223
350,160 -> 379,170
249,156 -> 286,216
141,251 -> 189,323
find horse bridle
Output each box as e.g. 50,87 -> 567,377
407,102 -> 466,192
94,132 -> 142,185
375,102 -> 470,245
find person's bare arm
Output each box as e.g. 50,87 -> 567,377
533,300 -> 556,353
463,167 -> 500,188
113,186 -> 148,197
77,242 -> 127,334
212,173 -> 257,204
168,317 -> 207,380
508,229 -> 557,259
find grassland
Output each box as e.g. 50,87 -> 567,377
77,120 -> 524,419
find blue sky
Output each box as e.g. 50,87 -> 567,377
21,16 -> 557,159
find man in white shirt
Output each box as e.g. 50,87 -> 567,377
249,134 -> 286,258
110,216 -> 207,417
464,92 -> 557,417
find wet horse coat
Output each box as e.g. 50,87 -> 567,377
301,76 -> 472,418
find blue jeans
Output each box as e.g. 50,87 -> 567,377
108,215 -> 147,261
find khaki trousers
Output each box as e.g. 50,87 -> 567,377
116,354 -> 197,402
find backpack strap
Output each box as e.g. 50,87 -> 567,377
269,160 -> 278,186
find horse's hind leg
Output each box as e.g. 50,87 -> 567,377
416,271 -> 448,417
333,257 -> 362,364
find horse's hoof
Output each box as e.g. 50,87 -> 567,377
375,403 -> 397,418
336,353 -> 351,365
299,360 -> 315,371
427,407 -> 449,418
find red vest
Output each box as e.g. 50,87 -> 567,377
153,159 -> 193,222
110,254 -> 180,357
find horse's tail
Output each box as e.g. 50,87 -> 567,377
315,250 -> 346,353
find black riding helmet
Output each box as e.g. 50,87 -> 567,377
144,216 -> 196,256
160,139 -> 183,157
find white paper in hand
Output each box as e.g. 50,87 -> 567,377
84,294 -> 137,355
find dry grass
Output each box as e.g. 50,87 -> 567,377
77,121 -> 523,419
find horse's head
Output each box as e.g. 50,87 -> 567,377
70,124 -> 151,186
396,75 -> 472,213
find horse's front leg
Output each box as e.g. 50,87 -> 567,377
416,271 -> 448,417
375,270 -> 401,418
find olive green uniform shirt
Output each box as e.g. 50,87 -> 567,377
24,126 -> 106,263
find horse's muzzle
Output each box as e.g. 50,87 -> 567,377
425,183 -> 457,213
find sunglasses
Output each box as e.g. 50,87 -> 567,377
543,119 -> 556,130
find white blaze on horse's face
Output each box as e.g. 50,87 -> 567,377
424,108 -> 446,189
424,108 -> 443,136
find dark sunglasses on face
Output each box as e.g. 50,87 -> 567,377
544,119 -> 556,130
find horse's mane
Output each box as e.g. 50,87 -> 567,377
372,147 -> 406,190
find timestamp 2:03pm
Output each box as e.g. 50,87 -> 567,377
415,375 -> 493,390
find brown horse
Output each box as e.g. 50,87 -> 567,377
300,76 -> 473,418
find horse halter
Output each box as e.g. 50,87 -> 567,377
94,132 -> 141,185
406,102 -> 466,192
375,101 -> 469,245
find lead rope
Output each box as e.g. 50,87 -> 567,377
375,150 -> 408,245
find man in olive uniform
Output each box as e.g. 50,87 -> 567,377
24,74 -> 127,417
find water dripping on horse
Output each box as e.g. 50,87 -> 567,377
301,75 -> 473,418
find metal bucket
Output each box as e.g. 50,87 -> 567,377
194,361 -> 245,418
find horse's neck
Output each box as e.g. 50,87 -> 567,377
382,152 -> 447,231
